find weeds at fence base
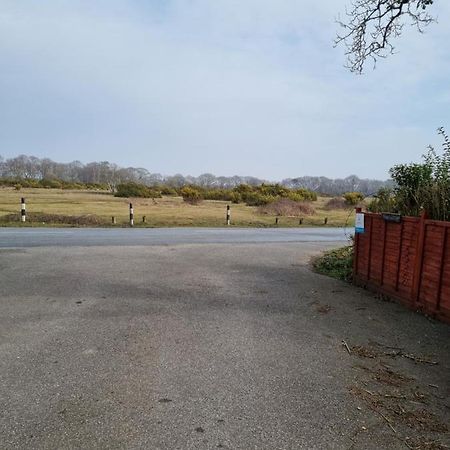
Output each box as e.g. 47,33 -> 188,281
312,245 -> 354,282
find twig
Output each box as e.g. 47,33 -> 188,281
377,410 -> 397,434
342,340 -> 351,354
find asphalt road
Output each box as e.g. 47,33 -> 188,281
1,231 -> 449,449
0,227 -> 349,247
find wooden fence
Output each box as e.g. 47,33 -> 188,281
353,211 -> 450,324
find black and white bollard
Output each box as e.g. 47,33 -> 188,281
142,216 -> 146,223
324,217 -> 328,225
112,216 -> 116,225
21,197 -> 26,222
275,217 -> 279,225
226,205 -> 231,226
299,218 -> 303,225
129,203 -> 134,227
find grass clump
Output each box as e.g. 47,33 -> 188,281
313,245 -> 353,282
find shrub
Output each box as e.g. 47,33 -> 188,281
181,186 -> 203,204
114,182 -> 161,198
242,192 -> 276,206
367,188 -> 397,213
293,188 -> 318,201
41,178 -> 62,189
159,186 -> 178,196
324,197 -> 347,210
258,198 -> 315,216
386,127 -> 450,221
343,191 -> 365,205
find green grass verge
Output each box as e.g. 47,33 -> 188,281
313,245 -> 354,282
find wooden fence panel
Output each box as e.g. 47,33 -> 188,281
354,212 -> 450,324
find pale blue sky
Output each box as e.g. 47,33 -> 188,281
0,0 -> 449,179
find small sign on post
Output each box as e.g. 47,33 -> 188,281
355,211 -> 365,234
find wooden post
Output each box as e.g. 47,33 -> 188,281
412,210 -> 428,308
21,197 -> 26,222
129,203 -> 134,227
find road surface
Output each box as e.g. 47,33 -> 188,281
0,229 -> 449,449
0,227 -> 349,247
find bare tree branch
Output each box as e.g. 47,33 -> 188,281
335,0 -> 435,73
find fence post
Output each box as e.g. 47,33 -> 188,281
412,210 -> 428,308
353,208 -> 362,279
21,197 -> 26,222
226,205 -> 231,226
129,203 -> 134,227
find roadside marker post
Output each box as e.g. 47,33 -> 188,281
299,218 -> 303,225
275,217 -> 279,225
129,203 -> 134,227
226,205 -> 231,226
21,198 -> 26,222
112,216 -> 116,225
142,216 -> 146,224
324,217 -> 328,225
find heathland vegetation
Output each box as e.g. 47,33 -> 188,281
0,154 -> 391,196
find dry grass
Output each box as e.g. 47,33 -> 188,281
258,198 -> 315,216
0,187 -> 356,227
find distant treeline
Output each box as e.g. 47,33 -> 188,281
0,154 -> 392,195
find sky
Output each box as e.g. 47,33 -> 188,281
0,0 -> 449,180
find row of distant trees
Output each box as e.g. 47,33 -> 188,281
0,154 -> 391,196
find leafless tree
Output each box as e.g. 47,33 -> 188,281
336,0 -> 435,73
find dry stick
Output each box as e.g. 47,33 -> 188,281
372,408 -> 397,434
342,340 -> 351,354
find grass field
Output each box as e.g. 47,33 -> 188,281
0,188 -> 356,228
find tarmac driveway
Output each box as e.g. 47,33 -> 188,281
0,238 -> 449,449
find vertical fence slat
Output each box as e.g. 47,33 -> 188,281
380,219 -> 387,286
366,215 -> 373,281
436,227 -> 448,312
412,211 -> 428,308
395,221 -> 404,292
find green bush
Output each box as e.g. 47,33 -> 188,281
41,179 -> 62,189
387,127 -> 450,220
181,186 -> 203,204
367,188 -> 397,213
114,182 -> 161,198
343,191 -> 364,205
159,186 -> 178,196
294,188 -> 318,201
